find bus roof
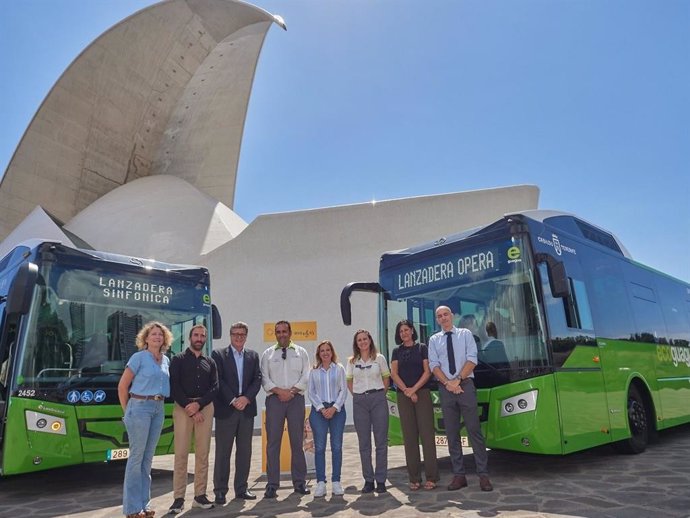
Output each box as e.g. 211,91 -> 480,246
381,210 -> 632,267
1,239 -> 205,273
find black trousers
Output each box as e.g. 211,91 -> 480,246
213,411 -> 255,497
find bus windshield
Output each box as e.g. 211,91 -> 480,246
380,235 -> 549,386
14,261 -> 211,390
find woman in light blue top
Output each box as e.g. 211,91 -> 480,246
117,321 -> 173,518
308,340 -> 347,498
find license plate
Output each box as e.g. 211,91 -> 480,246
435,436 -> 469,447
107,448 -> 130,461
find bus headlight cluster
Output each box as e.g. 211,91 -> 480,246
25,411 -> 67,436
500,390 -> 538,417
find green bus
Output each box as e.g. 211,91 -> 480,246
341,210 -> 690,454
0,240 -> 221,475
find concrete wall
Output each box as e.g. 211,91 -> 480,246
201,185 -> 539,424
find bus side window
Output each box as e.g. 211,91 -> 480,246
629,282 -> 667,344
655,275 -> 690,347
563,278 -> 594,330
582,258 -> 633,341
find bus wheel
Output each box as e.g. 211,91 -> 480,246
617,385 -> 649,454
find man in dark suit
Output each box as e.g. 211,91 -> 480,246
211,322 -> 262,504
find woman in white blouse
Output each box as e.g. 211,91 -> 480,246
307,340 -> 348,498
345,329 -> 390,494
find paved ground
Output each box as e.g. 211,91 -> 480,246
1,424 -> 689,518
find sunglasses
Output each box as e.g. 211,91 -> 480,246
281,348 -> 287,360
355,364 -> 372,370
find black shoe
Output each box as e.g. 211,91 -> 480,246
168,498 -> 184,514
236,490 -> 256,500
192,495 -> 215,509
214,494 -> 227,505
264,487 -> 277,499
294,483 -> 310,495
376,482 -> 387,493
361,481 -> 375,494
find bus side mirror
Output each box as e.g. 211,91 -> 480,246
535,254 -> 569,298
211,304 -> 222,340
6,262 -> 39,315
340,282 -> 387,325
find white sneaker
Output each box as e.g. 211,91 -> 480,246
332,481 -> 344,496
314,481 -> 327,498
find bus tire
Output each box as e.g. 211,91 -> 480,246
615,385 -> 650,454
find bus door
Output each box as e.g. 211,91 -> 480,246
0,307 -> 10,451
0,263 -> 38,454
539,261 -> 611,453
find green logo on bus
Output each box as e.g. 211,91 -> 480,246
507,246 -> 521,260
202,294 -> 211,304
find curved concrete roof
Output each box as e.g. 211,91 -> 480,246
64,175 -> 248,264
0,0 -> 285,240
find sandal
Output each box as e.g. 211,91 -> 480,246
409,481 -> 421,491
423,480 -> 437,490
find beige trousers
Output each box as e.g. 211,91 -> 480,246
172,402 -> 214,499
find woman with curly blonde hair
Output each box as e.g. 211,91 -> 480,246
117,321 -> 173,518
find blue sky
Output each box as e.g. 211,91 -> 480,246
1,0 -> 688,282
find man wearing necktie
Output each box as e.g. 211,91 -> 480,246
428,306 -> 493,492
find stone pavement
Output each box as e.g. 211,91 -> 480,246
1,424 -> 689,518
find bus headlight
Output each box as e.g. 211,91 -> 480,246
500,390 -> 538,417
26,411 -> 67,436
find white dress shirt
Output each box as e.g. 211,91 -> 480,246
260,342 -> 310,394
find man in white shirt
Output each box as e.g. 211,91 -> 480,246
428,306 -> 493,492
260,320 -> 311,498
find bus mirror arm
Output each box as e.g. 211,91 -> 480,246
7,262 -> 39,315
535,253 -> 570,298
211,304 -> 223,340
340,282 -> 388,326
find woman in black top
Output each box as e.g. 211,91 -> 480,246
390,320 -> 439,490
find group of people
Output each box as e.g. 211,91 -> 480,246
117,306 -> 494,518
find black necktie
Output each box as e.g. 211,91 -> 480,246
446,331 -> 456,375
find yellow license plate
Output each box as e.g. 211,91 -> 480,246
107,448 -> 130,461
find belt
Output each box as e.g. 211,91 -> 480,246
321,402 -> 335,408
130,393 -> 164,401
360,388 -> 384,395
